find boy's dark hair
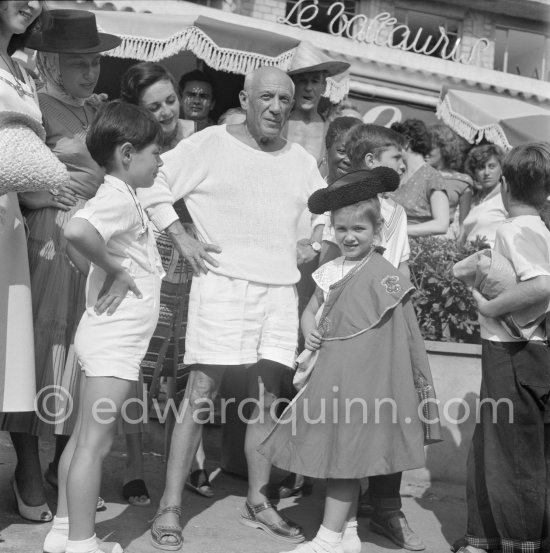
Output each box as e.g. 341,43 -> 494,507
120,61 -> 178,106
178,69 -> 216,100
86,101 -> 163,168
391,119 -> 431,157
502,142 -> 550,209
325,116 -> 361,150
346,124 -> 406,169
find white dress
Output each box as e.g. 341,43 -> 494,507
0,63 -> 41,412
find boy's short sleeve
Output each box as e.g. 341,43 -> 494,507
495,219 -> 550,281
73,191 -> 132,244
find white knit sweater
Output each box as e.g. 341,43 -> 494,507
138,125 -> 326,285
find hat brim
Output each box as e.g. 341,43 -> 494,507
288,60 -> 350,77
26,32 -> 121,54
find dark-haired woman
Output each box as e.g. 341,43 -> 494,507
427,124 -> 473,238
459,144 -> 506,247
121,61 -> 214,500
121,61 -> 194,153
390,119 -> 450,237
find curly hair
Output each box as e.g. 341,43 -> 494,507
8,2 -> 50,55
429,124 -> 470,171
464,144 -> 505,179
391,119 -> 431,157
325,116 -> 361,150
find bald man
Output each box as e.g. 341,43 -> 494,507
139,67 -> 325,548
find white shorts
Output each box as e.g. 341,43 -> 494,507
75,275 -> 161,381
184,272 -> 298,368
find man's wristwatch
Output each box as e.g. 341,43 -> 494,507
310,241 -> 322,254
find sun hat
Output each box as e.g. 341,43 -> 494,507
288,41 -> 350,77
26,9 -> 121,54
308,168 -> 400,214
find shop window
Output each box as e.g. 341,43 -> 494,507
494,27 -> 547,81
285,0 -> 356,34
392,8 -> 460,59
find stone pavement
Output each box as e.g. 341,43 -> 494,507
0,423 -> 465,553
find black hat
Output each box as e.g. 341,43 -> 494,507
26,9 -> 121,54
308,168 -> 400,214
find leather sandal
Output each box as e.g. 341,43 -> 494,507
123,479 -> 151,506
240,500 -> 305,544
268,473 -> 313,500
185,469 -> 214,498
150,505 -> 183,551
371,512 -> 425,551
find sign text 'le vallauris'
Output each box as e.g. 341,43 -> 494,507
278,0 -> 490,65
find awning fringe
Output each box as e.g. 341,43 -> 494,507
101,25 -> 296,74
324,74 -> 350,104
436,94 -> 512,151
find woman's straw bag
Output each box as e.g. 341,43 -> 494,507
0,111 -> 68,196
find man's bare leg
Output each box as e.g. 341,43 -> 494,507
244,360 -> 300,532
152,365 -> 224,548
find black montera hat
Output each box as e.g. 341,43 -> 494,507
308,168 -> 400,214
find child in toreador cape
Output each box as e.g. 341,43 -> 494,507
259,167 -> 441,553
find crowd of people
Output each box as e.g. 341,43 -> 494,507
1,3 -> 550,553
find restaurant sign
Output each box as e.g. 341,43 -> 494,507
278,0 -> 490,65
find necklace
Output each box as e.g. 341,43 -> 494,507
125,182 -> 147,237
64,103 -> 90,132
0,51 -> 26,97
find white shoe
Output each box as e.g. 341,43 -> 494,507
280,539 -> 344,553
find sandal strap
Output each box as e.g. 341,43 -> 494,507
246,500 -> 275,515
150,505 -> 182,522
188,469 -> 210,488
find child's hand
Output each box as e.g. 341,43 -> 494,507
472,289 -> 494,317
95,269 -> 142,315
305,330 -> 322,351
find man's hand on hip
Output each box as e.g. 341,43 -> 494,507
167,221 -> 221,276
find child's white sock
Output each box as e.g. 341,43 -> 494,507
65,534 -> 123,553
316,525 -> 342,545
310,525 -> 343,552
43,516 -> 69,553
342,520 -> 361,553
65,535 -> 98,553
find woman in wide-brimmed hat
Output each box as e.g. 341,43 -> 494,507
0,8 -> 121,530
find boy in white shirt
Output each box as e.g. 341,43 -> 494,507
458,142 -> 550,553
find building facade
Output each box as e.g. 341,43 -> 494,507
75,0 -> 550,122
